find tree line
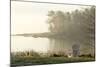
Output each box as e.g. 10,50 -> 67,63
46,6 -> 95,46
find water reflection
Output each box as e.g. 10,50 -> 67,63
11,36 -> 94,56
48,38 -> 72,53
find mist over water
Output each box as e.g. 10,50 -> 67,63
11,36 -> 71,53
11,36 -> 49,52
11,36 -> 94,56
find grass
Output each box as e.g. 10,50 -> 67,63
11,51 -> 95,67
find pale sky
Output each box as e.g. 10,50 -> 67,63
11,1 -> 89,34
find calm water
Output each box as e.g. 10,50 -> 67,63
11,36 -> 73,53
11,36 -> 94,55
11,36 -> 50,52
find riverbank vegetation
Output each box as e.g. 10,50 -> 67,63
11,50 -> 95,67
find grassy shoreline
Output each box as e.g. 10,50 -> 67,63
11,51 -> 95,67
11,57 -> 95,67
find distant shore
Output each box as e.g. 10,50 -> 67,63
11,32 -> 69,39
